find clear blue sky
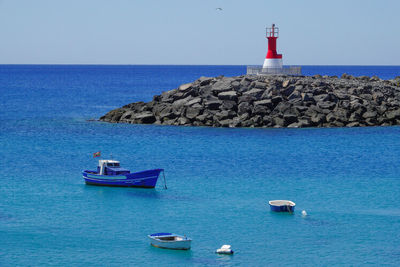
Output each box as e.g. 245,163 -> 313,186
0,0 -> 399,65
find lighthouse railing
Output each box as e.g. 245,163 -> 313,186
247,66 -> 302,76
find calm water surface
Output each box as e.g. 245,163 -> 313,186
1,65 -> 400,266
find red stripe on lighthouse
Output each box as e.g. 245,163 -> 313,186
265,24 -> 282,59
266,37 -> 282,59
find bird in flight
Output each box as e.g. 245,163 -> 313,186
216,7 -> 223,11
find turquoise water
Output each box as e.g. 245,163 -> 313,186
1,65 -> 400,266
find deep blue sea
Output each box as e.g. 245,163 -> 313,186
1,65 -> 400,266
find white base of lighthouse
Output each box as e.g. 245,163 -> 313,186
262,58 -> 283,69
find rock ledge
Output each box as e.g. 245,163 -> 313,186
100,74 -> 400,128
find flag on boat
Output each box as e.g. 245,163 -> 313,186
93,151 -> 101,158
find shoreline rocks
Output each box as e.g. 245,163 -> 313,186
100,74 -> 400,128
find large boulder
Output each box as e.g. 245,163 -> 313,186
238,102 -> 252,115
134,112 -> 156,124
218,91 -> 238,102
204,99 -> 222,110
184,97 -> 202,107
243,88 -> 263,98
211,80 -> 232,94
254,99 -> 274,110
178,83 -> 192,92
185,107 -> 202,120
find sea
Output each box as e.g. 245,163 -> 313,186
1,65 -> 400,266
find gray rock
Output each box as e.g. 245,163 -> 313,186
191,103 -> 203,109
239,95 -> 256,104
218,91 -> 238,102
231,81 -> 240,90
184,97 -> 202,107
254,99 -> 274,109
283,114 -> 298,125
253,105 -> 268,116
287,122 -> 301,128
215,110 -> 236,121
198,76 -> 212,86
272,116 -> 285,127
254,81 -> 267,89
362,110 -> 377,119
293,105 -> 309,113
302,93 -> 314,103
243,88 -> 263,98
177,117 -> 190,125
271,96 -> 283,104
274,102 -> 291,114
311,113 -> 326,124
221,100 -> 237,111
282,80 -> 290,88
317,101 -> 336,110
219,119 -> 234,127
281,86 -> 295,97
238,102 -> 252,115
120,111 -> 135,121
204,100 -> 222,110
346,122 -> 360,127
161,89 -> 177,103
195,114 -> 208,122
386,109 -> 400,120
172,96 -> 193,109
211,80 -> 232,94
288,91 -> 301,101
314,94 -> 330,103
178,83 -> 192,92
185,107 -> 202,119
295,85 -> 304,92
134,112 -> 156,124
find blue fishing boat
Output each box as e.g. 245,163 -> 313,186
82,159 -> 165,188
269,200 -> 296,212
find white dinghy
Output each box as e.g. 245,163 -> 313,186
148,233 -> 191,250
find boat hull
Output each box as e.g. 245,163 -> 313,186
150,241 -> 191,250
82,169 -> 163,188
269,200 -> 296,212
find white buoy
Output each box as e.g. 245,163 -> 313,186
216,245 -> 234,255
301,210 -> 307,217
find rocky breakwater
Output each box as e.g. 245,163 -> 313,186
100,74 -> 400,128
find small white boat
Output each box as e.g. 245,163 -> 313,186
148,233 -> 191,250
216,245 -> 234,254
269,200 -> 296,212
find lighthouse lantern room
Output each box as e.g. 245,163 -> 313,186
262,24 -> 283,69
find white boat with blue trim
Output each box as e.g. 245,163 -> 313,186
148,233 -> 192,250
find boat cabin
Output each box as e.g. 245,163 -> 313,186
97,160 -> 130,176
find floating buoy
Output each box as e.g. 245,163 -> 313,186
216,245 -> 234,255
301,210 -> 307,217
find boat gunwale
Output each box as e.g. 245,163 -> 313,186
269,200 -> 296,207
148,234 -> 192,243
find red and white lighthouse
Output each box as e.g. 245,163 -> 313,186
262,24 -> 283,69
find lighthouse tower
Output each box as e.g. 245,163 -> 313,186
262,24 -> 283,69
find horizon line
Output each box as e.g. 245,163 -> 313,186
0,63 -> 399,67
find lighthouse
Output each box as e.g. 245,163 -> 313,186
262,24 -> 283,69
247,24 -> 300,75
